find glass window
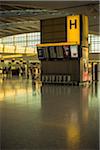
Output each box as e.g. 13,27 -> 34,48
0,32 -> 40,53
0,39 -> 2,44
88,34 -> 100,53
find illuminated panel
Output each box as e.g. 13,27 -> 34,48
43,47 -> 49,59
48,46 -> 56,59
63,45 -> 70,58
70,45 -> 78,58
67,15 -> 80,44
37,48 -> 45,60
56,46 -> 64,59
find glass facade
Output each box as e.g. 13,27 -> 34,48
88,34 -> 100,53
0,33 -> 100,53
14,34 -> 26,46
0,32 -> 41,53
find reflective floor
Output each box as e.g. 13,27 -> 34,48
0,78 -> 99,150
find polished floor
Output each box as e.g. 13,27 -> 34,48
0,77 -> 99,150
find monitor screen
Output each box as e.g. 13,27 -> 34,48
43,47 -> 49,59
56,46 -> 64,59
70,45 -> 78,58
48,46 -> 56,59
37,48 -> 45,60
63,45 -> 70,58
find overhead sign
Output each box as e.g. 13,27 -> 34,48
67,15 -> 80,44
38,15 -> 88,47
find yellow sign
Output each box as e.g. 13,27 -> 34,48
67,15 -> 80,44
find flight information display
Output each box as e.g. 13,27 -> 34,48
70,45 -> 78,58
48,46 -> 57,59
37,45 -> 78,60
43,47 -> 49,59
37,48 -> 45,60
56,46 -> 64,59
63,45 -> 70,58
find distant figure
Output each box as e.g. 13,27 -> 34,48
21,63 -> 25,76
0,60 -> 6,79
16,62 -> 20,76
6,62 -> 11,78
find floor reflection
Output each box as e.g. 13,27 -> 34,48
0,78 -> 99,150
41,84 -> 99,150
0,79 -> 41,103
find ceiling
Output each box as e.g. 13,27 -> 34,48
0,0 -> 99,38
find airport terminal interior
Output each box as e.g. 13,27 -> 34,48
0,1 -> 100,150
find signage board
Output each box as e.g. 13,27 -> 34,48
67,15 -> 80,44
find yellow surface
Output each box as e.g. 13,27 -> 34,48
82,15 -> 88,47
67,15 -> 80,44
37,42 -> 79,47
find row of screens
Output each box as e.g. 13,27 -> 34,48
37,45 -> 79,60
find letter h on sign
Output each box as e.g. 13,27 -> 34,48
70,19 -> 77,29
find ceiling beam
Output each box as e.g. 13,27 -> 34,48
0,21 -> 40,30
0,9 -> 58,18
